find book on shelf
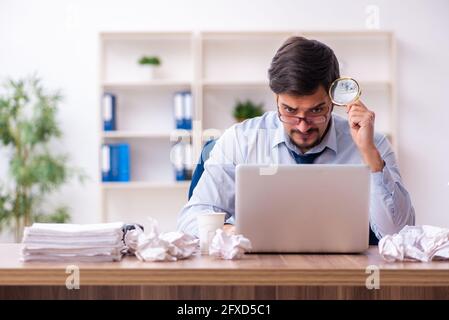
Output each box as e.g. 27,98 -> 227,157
102,143 -> 130,182
174,91 -> 192,130
183,91 -> 193,130
171,140 -> 193,182
102,93 -> 117,131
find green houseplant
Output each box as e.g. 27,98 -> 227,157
138,55 -> 161,79
138,56 -> 161,66
233,99 -> 264,122
0,76 -> 85,241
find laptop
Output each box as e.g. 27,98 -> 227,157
235,164 -> 370,253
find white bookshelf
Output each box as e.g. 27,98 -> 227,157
102,130 -> 191,139
98,31 -> 397,231
102,181 -> 190,190
102,80 -> 192,88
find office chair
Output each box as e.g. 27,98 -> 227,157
188,139 -> 217,200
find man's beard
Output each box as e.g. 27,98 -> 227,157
288,118 -> 332,152
289,128 -> 321,151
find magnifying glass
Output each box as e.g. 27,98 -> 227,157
329,77 -> 361,106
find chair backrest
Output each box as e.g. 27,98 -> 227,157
187,139 -> 379,245
188,139 -> 216,200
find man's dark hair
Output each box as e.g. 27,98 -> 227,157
268,36 -> 340,96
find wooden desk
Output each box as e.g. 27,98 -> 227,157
1,244 -> 449,299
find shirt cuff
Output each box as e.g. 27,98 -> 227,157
371,165 -> 396,195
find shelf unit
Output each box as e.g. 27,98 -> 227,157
102,181 -> 191,190
98,31 -> 396,232
102,130 -> 191,139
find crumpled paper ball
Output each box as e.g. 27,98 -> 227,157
209,229 -> 252,260
379,225 -> 449,262
124,218 -> 199,262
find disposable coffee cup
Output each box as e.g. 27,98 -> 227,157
197,212 -> 226,255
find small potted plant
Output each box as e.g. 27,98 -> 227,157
233,99 -> 264,122
138,55 -> 161,80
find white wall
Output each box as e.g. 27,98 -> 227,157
0,0 -> 448,240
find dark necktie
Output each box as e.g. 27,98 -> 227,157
290,148 -> 327,164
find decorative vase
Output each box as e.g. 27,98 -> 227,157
146,65 -> 156,80
138,65 -> 157,81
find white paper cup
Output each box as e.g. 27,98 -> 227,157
197,212 -> 226,255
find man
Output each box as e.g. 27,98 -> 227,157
178,36 -> 415,240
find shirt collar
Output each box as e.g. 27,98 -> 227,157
271,113 -> 338,155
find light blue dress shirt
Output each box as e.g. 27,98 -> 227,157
177,111 -> 415,239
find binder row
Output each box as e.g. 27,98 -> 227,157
101,144 -> 130,182
101,91 -> 193,131
101,91 -> 194,182
173,91 -> 193,181
173,91 -> 193,130
171,140 -> 193,181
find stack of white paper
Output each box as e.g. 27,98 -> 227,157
21,222 -> 125,262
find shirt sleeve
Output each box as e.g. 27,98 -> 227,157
177,125 -> 244,237
369,134 -> 416,239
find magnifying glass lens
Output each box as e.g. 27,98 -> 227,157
329,78 -> 361,106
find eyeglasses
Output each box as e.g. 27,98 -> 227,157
277,105 -> 331,125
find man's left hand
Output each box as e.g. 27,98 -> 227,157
346,100 -> 385,172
